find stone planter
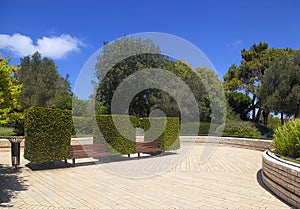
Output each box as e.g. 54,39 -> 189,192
262,150 -> 300,208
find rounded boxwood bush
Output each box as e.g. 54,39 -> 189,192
273,119 -> 300,158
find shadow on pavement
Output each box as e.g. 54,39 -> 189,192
25,151 -> 178,170
0,165 -> 27,205
25,161 -> 73,171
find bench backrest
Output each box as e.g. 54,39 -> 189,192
136,141 -> 161,152
71,144 -> 108,158
71,144 -> 106,151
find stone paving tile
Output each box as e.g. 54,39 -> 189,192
0,144 -> 291,208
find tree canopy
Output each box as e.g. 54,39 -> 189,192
224,42 -> 296,125
0,55 -> 22,125
95,36 -> 226,123
18,52 -> 72,110
225,92 -> 251,120
258,51 -> 300,124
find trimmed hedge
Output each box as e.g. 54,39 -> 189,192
95,114 -> 137,155
72,116 -> 93,136
94,115 -> 180,154
24,107 -> 72,163
142,117 -> 180,151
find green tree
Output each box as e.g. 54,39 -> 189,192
224,42 -> 295,125
0,55 -> 22,125
96,36 -> 161,82
258,51 -> 300,124
18,52 -> 72,110
225,92 -> 251,120
72,96 -> 93,117
195,67 -> 226,124
95,36 -> 225,123
95,36 -> 172,117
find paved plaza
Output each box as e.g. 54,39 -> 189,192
0,143 -> 290,208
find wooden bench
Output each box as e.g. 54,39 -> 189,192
69,144 -> 110,165
136,141 -> 164,158
68,141 -> 164,165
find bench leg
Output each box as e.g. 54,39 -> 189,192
138,152 -> 140,158
128,154 -> 130,158
72,158 -> 75,165
64,159 -> 67,164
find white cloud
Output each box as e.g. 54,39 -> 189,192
0,33 -> 85,59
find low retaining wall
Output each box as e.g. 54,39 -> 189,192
0,136 -> 271,151
262,150 -> 300,208
180,136 -> 271,151
0,138 -> 24,148
0,138 -> 92,149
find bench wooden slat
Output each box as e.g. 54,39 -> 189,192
71,144 -> 106,150
136,141 -> 164,158
69,144 -> 110,165
68,141 -> 164,164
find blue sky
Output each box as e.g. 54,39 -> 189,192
1,0 -> 300,99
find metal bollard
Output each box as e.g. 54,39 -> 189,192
8,138 -> 23,168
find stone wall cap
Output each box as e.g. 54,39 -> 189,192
263,150 -> 300,172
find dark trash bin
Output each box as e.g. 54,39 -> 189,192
8,138 -> 23,168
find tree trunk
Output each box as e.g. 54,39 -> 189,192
262,110 -> 269,126
252,95 -> 256,121
281,112 -> 284,125
255,108 -> 262,123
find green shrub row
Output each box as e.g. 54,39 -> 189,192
0,126 -> 16,136
180,121 -> 262,138
24,107 -> 72,163
180,122 -> 211,135
72,116 -> 93,136
273,119 -> 300,158
223,121 -> 262,138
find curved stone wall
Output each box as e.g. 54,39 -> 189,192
262,150 -> 300,208
180,136 -> 271,151
0,136 -> 271,151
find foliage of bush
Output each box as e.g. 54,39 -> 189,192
72,116 -> 93,136
95,114 -> 137,155
8,117 -> 24,136
0,56 -> 22,125
24,107 -> 72,163
180,122 -> 211,135
223,121 -> 262,138
253,123 -> 274,139
143,117 -> 180,151
273,119 -> 300,158
0,127 -> 15,136
169,120 -> 263,139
